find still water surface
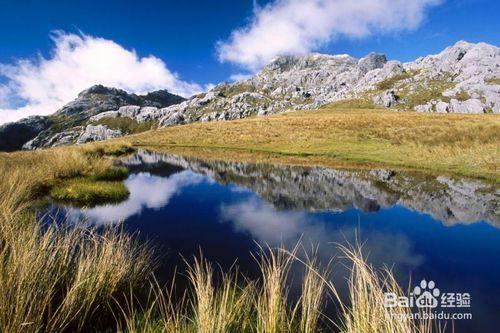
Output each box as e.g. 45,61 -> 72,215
46,150 -> 500,333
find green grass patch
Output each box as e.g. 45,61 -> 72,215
94,117 -> 155,135
220,83 -> 256,97
376,72 -> 412,91
323,98 -> 376,109
455,89 -> 471,101
395,79 -> 454,110
87,144 -> 136,157
91,166 -> 128,181
485,77 -> 500,85
50,177 -> 129,206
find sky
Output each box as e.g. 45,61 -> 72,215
0,0 -> 499,124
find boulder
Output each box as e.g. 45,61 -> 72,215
373,90 -> 399,107
435,101 -> 449,113
76,125 -> 122,144
89,110 -> 119,122
117,105 -> 141,118
414,103 -> 433,112
358,52 -> 387,73
135,106 -> 159,122
449,99 -> 485,114
159,112 -> 184,127
46,130 -> 82,147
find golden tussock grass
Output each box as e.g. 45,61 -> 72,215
332,245 -> 446,333
0,144 -> 153,333
116,108 -> 499,180
116,244 -> 448,333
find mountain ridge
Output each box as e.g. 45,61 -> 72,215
0,86 -> 185,151
0,40 -> 498,151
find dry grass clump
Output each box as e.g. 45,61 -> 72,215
116,244 -> 446,333
187,256 -> 253,333
116,246 -> 327,333
0,145 -> 153,333
254,244 -> 296,333
93,117 -> 156,135
0,144 -> 134,206
485,77 -> 500,85
299,254 -> 329,333
0,223 -> 151,333
333,245 -> 441,333
376,73 -> 412,91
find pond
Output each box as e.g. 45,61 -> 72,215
44,150 -> 500,333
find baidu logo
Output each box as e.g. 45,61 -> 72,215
384,279 -> 471,309
413,279 -> 440,308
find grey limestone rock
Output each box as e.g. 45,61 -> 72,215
449,98 -> 484,114
159,112 -> 184,127
358,52 -> 388,73
6,85 -> 184,150
76,125 -> 122,144
373,90 -> 399,107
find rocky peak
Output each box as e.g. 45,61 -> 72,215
264,53 -> 358,73
438,40 -> 494,61
71,85 -> 184,111
265,55 -> 301,73
3,85 -> 185,150
77,84 -> 130,98
53,85 -> 185,121
141,89 -> 185,106
408,41 -> 499,73
358,52 -> 387,73
153,41 -> 498,133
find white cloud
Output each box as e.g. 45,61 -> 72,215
217,0 -> 442,70
0,31 -> 204,124
0,85 -> 11,108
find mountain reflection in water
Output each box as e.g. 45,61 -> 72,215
119,150 -> 498,226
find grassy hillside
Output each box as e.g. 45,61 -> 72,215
118,107 -> 499,180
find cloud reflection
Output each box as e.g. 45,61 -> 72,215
67,170 -> 205,225
220,196 -> 423,271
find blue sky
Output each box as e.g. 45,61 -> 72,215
0,0 -> 499,123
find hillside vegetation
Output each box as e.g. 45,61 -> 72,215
119,106 -> 500,180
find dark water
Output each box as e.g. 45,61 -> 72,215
47,150 -> 500,333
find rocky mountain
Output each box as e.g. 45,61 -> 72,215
0,41 -> 498,151
0,116 -> 52,151
159,40 -> 498,125
0,85 -> 185,151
